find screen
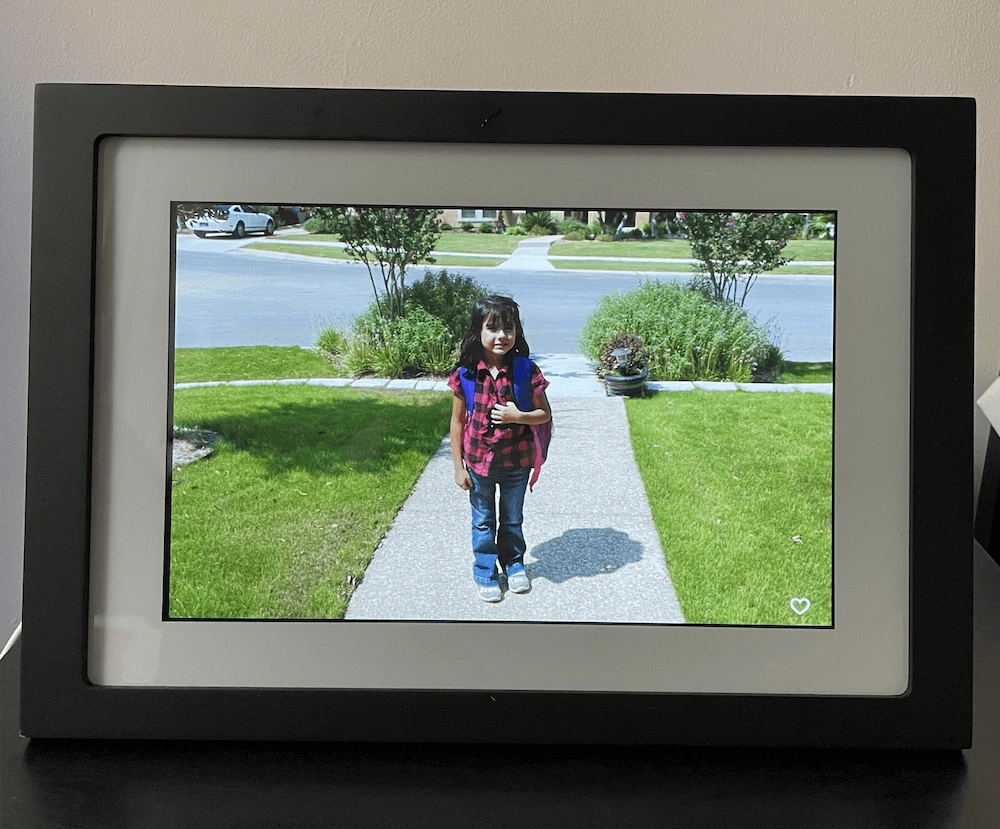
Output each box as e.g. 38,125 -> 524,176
167,203 -> 835,628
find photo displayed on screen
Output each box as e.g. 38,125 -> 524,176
167,204 -> 834,626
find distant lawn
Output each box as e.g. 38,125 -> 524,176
778,362 -> 833,384
551,239 -> 693,258
433,232 -> 520,254
626,391 -> 832,626
175,346 -> 341,383
266,232 -> 518,254
169,385 -> 451,619
549,237 -> 834,261
245,242 -> 353,260
429,255 -> 505,267
244,242 -> 503,268
550,260 -> 833,275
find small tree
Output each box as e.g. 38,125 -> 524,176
677,211 -> 796,306
309,207 -> 442,321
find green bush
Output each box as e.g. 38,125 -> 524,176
505,224 -> 527,236
304,216 -> 335,234
639,221 -> 652,237
562,229 -> 587,241
596,232 -> 614,242
350,304 -> 455,377
406,269 -> 492,342
588,221 -> 604,238
343,339 -> 377,375
521,211 -> 558,234
557,217 -> 588,234
316,326 -> 347,355
478,222 -> 493,233
440,222 -> 453,231
579,281 -> 783,383
460,222 -> 474,232
372,343 -> 406,378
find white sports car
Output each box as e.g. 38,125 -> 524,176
186,205 -> 275,238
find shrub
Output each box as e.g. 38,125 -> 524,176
639,221 -> 652,237
562,229 -> 587,241
406,269 -> 492,342
382,306 -> 452,370
557,217 -> 588,234
597,332 -> 650,377
478,222 -> 493,233
521,211 -> 558,234
440,222 -> 453,231
350,303 -> 455,376
460,222 -> 474,232
588,221 -> 604,238
343,339 -> 377,375
304,216 -> 336,234
579,281 -> 783,383
316,326 -> 347,355
372,343 -> 406,378
596,232 -> 614,242
629,228 -> 643,240
505,224 -> 527,236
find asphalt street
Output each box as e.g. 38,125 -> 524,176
174,236 -> 834,361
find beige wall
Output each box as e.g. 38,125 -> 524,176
1,0 -> 998,647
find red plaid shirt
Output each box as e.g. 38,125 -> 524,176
448,359 -> 550,477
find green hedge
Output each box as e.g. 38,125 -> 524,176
579,281 -> 782,382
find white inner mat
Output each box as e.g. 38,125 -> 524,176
89,138 -> 910,694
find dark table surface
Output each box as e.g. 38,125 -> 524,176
4,547 -> 999,829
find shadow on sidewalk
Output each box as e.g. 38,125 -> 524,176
526,528 -> 642,583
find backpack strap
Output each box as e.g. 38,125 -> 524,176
512,355 -> 533,412
459,367 -> 476,416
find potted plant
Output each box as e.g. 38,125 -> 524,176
599,333 -> 649,397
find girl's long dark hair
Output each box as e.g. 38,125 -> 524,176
456,295 -> 531,371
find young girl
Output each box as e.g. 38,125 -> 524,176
448,296 -> 552,603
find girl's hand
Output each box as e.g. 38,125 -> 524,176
491,401 -> 521,425
455,469 -> 473,491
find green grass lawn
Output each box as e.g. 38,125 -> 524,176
549,238 -> 835,261
778,362 -> 833,384
264,232 -> 518,254
433,232 -> 520,254
550,260 -> 833,275
626,391 -> 832,626
169,385 -> 451,619
174,346 -> 341,383
244,242 -> 503,268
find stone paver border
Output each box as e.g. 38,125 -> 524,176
174,377 -> 832,395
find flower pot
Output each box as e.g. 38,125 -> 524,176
604,364 -> 649,397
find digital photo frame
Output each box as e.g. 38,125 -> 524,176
22,85 -> 975,746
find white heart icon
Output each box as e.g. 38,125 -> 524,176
790,598 -> 811,616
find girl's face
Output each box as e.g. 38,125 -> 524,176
480,314 -> 516,361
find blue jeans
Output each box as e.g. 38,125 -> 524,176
468,467 -> 530,586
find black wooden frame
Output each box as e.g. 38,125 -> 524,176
22,85 -> 975,746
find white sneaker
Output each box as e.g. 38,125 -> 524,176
507,570 -> 531,594
477,583 -> 502,603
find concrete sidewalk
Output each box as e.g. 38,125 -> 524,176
344,392 -> 686,623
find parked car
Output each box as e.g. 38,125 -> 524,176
186,205 -> 275,238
